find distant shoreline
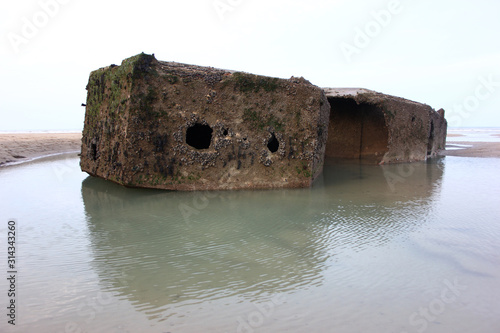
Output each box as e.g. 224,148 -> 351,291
0,133 -> 82,167
1,130 -> 499,168
441,141 -> 500,158
0,130 -> 82,134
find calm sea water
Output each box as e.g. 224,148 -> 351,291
0,152 -> 499,332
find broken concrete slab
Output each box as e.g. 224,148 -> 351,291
80,53 -> 330,190
323,88 -> 447,164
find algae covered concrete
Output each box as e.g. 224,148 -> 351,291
324,88 -> 447,164
80,53 -> 330,190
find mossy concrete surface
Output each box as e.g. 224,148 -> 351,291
81,53 -> 330,190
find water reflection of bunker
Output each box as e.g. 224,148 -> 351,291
81,159 -> 444,318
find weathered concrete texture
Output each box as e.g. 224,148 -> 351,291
428,108 -> 447,158
81,53 -> 330,190
323,88 -> 447,164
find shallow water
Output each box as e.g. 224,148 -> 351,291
0,154 -> 499,332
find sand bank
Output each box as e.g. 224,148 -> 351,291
442,141 -> 500,158
0,133 -> 82,166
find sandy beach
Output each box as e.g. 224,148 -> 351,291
0,133 -> 82,166
442,141 -> 500,158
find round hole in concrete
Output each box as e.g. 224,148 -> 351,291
186,123 -> 213,149
267,133 -> 279,153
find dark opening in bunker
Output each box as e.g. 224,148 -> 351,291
90,143 -> 97,161
186,123 -> 213,149
326,97 -> 389,163
267,133 -> 279,153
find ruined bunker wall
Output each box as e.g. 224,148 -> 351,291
81,53 -> 329,191
378,96 -> 433,163
323,88 -> 447,164
427,108 -> 448,157
80,55 -> 142,180
325,97 -> 389,163
312,96 -> 330,179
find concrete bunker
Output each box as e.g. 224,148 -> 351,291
323,88 -> 447,164
326,97 -> 389,162
80,54 -> 447,191
80,53 -> 330,191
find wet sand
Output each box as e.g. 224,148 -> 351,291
0,133 -> 82,166
442,141 -> 500,158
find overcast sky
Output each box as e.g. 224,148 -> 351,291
1,0 -> 499,131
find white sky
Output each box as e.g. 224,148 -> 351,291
1,0 -> 499,131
